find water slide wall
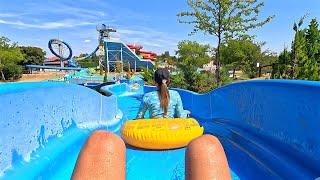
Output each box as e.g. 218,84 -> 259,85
144,80 -> 320,179
0,82 -> 121,176
0,80 -> 319,178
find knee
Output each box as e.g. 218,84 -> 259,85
186,134 -> 231,180
72,130 -> 126,180
86,130 -> 125,151
187,134 -> 221,153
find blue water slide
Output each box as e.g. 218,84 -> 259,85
75,47 -> 99,61
0,82 -> 121,178
105,41 -> 154,70
144,80 -> 320,179
1,80 -> 320,179
46,39 -> 99,68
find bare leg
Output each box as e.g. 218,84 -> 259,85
185,135 -> 231,180
72,130 -> 126,180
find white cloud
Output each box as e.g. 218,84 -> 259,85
0,13 -> 23,17
115,25 -> 180,53
22,1 -> 107,20
138,41 -> 162,48
0,1 -> 114,30
43,3 -> 107,20
0,0 -> 180,54
118,29 -> 146,35
0,19 -> 94,29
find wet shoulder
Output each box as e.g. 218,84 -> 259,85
169,90 -> 180,98
143,91 -> 158,101
144,91 -> 158,97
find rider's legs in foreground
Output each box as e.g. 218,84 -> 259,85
71,130 -> 126,180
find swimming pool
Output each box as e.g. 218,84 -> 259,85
1,80 -> 319,179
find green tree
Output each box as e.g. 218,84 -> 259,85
220,39 -> 269,78
291,17 -> 320,80
271,48 -> 291,79
2,63 -> 23,80
174,40 -> 213,92
306,19 -> 320,59
176,40 -> 211,68
76,54 -> 99,68
0,36 -> 17,48
0,36 -> 24,80
170,72 -> 188,90
220,40 -> 244,78
260,50 -> 278,66
273,17 -> 320,81
157,51 -> 177,65
19,46 -> 46,66
292,26 -> 308,79
140,66 -> 156,85
177,0 -> 274,84
140,61 -> 161,85
143,41 -> 228,92
304,19 -> 320,80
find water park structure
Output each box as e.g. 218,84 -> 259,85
26,24 -> 155,74
127,44 -> 157,61
26,39 -> 82,72
100,25 -> 155,73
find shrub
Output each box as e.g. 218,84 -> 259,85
78,61 -> 99,68
3,63 -> 23,80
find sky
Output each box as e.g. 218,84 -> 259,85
1,0 -> 320,56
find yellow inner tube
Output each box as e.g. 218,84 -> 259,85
121,118 -> 204,150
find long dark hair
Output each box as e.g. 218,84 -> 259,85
154,68 -> 170,115
158,80 -> 170,114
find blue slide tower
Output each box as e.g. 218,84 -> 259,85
96,24 -> 154,73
